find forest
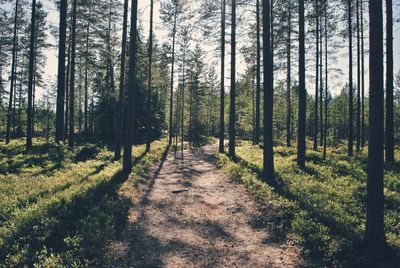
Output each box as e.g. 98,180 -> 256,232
0,0 -> 399,267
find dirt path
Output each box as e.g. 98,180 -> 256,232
107,144 -> 300,267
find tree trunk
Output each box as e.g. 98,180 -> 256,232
55,0 -> 67,143
356,0 -> 361,152
6,0 -> 19,144
146,0 -> 154,153
348,0 -> 353,156
286,0 -> 291,147
65,30 -> 71,140
385,0 -> 394,162
219,0 -> 226,153
313,3 -> 319,151
263,0 -> 274,183
68,0 -> 78,148
366,0 -> 386,255
26,0 -> 36,150
361,0 -> 365,148
169,10 -> 177,146
123,0 -> 138,174
254,0 -> 261,146
115,0 -> 129,160
319,17 -> 323,147
297,0 -> 306,169
181,57 -> 185,157
84,2 -> 91,137
229,0 -> 236,158
323,0 -> 328,160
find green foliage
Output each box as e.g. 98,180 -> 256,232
0,139 -> 169,267
217,141 -> 400,266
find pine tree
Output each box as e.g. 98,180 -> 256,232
385,0 -> 394,162
366,0 -> 386,256
219,0 -> 226,153
6,0 -> 19,144
347,0 -> 353,156
297,0 -> 306,169
55,0 -> 67,143
263,0 -> 274,183
123,0 -> 138,174
68,0 -> 78,148
229,0 -> 236,159
26,0 -> 36,150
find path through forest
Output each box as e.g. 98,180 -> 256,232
107,144 -> 300,267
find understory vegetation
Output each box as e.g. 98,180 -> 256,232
0,138 -> 169,267
217,140 -> 400,267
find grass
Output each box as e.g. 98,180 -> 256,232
0,138 -> 169,267
217,140 -> 400,267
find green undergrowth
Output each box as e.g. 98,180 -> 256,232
0,139 -> 169,267
217,140 -> 400,267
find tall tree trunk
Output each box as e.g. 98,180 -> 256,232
323,0 -> 328,160
123,0 -> 138,174
26,0 -> 36,150
219,0 -> 226,153
319,17 -> 323,147
55,0 -> 67,143
313,3 -> 319,151
65,31 -> 71,140
32,62 -> 36,137
356,0 -> 361,152
385,0 -> 394,162
297,0 -> 306,169
169,9 -> 177,146
146,0 -> 154,153
229,0 -> 236,158
17,65 -> 23,135
286,0 -> 291,147
361,0 -> 365,148
348,0 -> 353,156
181,57 -> 185,157
263,0 -> 274,183
366,0 -> 386,255
6,0 -> 19,144
254,0 -> 261,146
84,2 -> 91,137
115,0 -> 129,160
68,0 -> 78,148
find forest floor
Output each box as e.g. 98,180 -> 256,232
107,144 -> 300,267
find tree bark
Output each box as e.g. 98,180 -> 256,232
263,0 -> 274,183
146,0 -> 154,153
115,0 -> 129,160
169,9 -> 177,145
219,0 -> 226,153
356,0 -> 361,152
84,2 -> 91,137
65,30 -> 71,140
229,0 -> 236,159
286,0 -> 291,147
6,0 -> 19,144
313,2 -> 319,151
68,0 -> 78,148
254,0 -> 261,146
26,0 -> 36,150
55,0 -> 67,143
385,0 -> 394,162
366,0 -> 386,255
297,0 -> 306,169
123,0 -> 138,174
348,0 -> 353,156
361,0 -> 365,148
323,0 -> 328,160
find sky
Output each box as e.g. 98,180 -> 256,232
16,0 -> 400,99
